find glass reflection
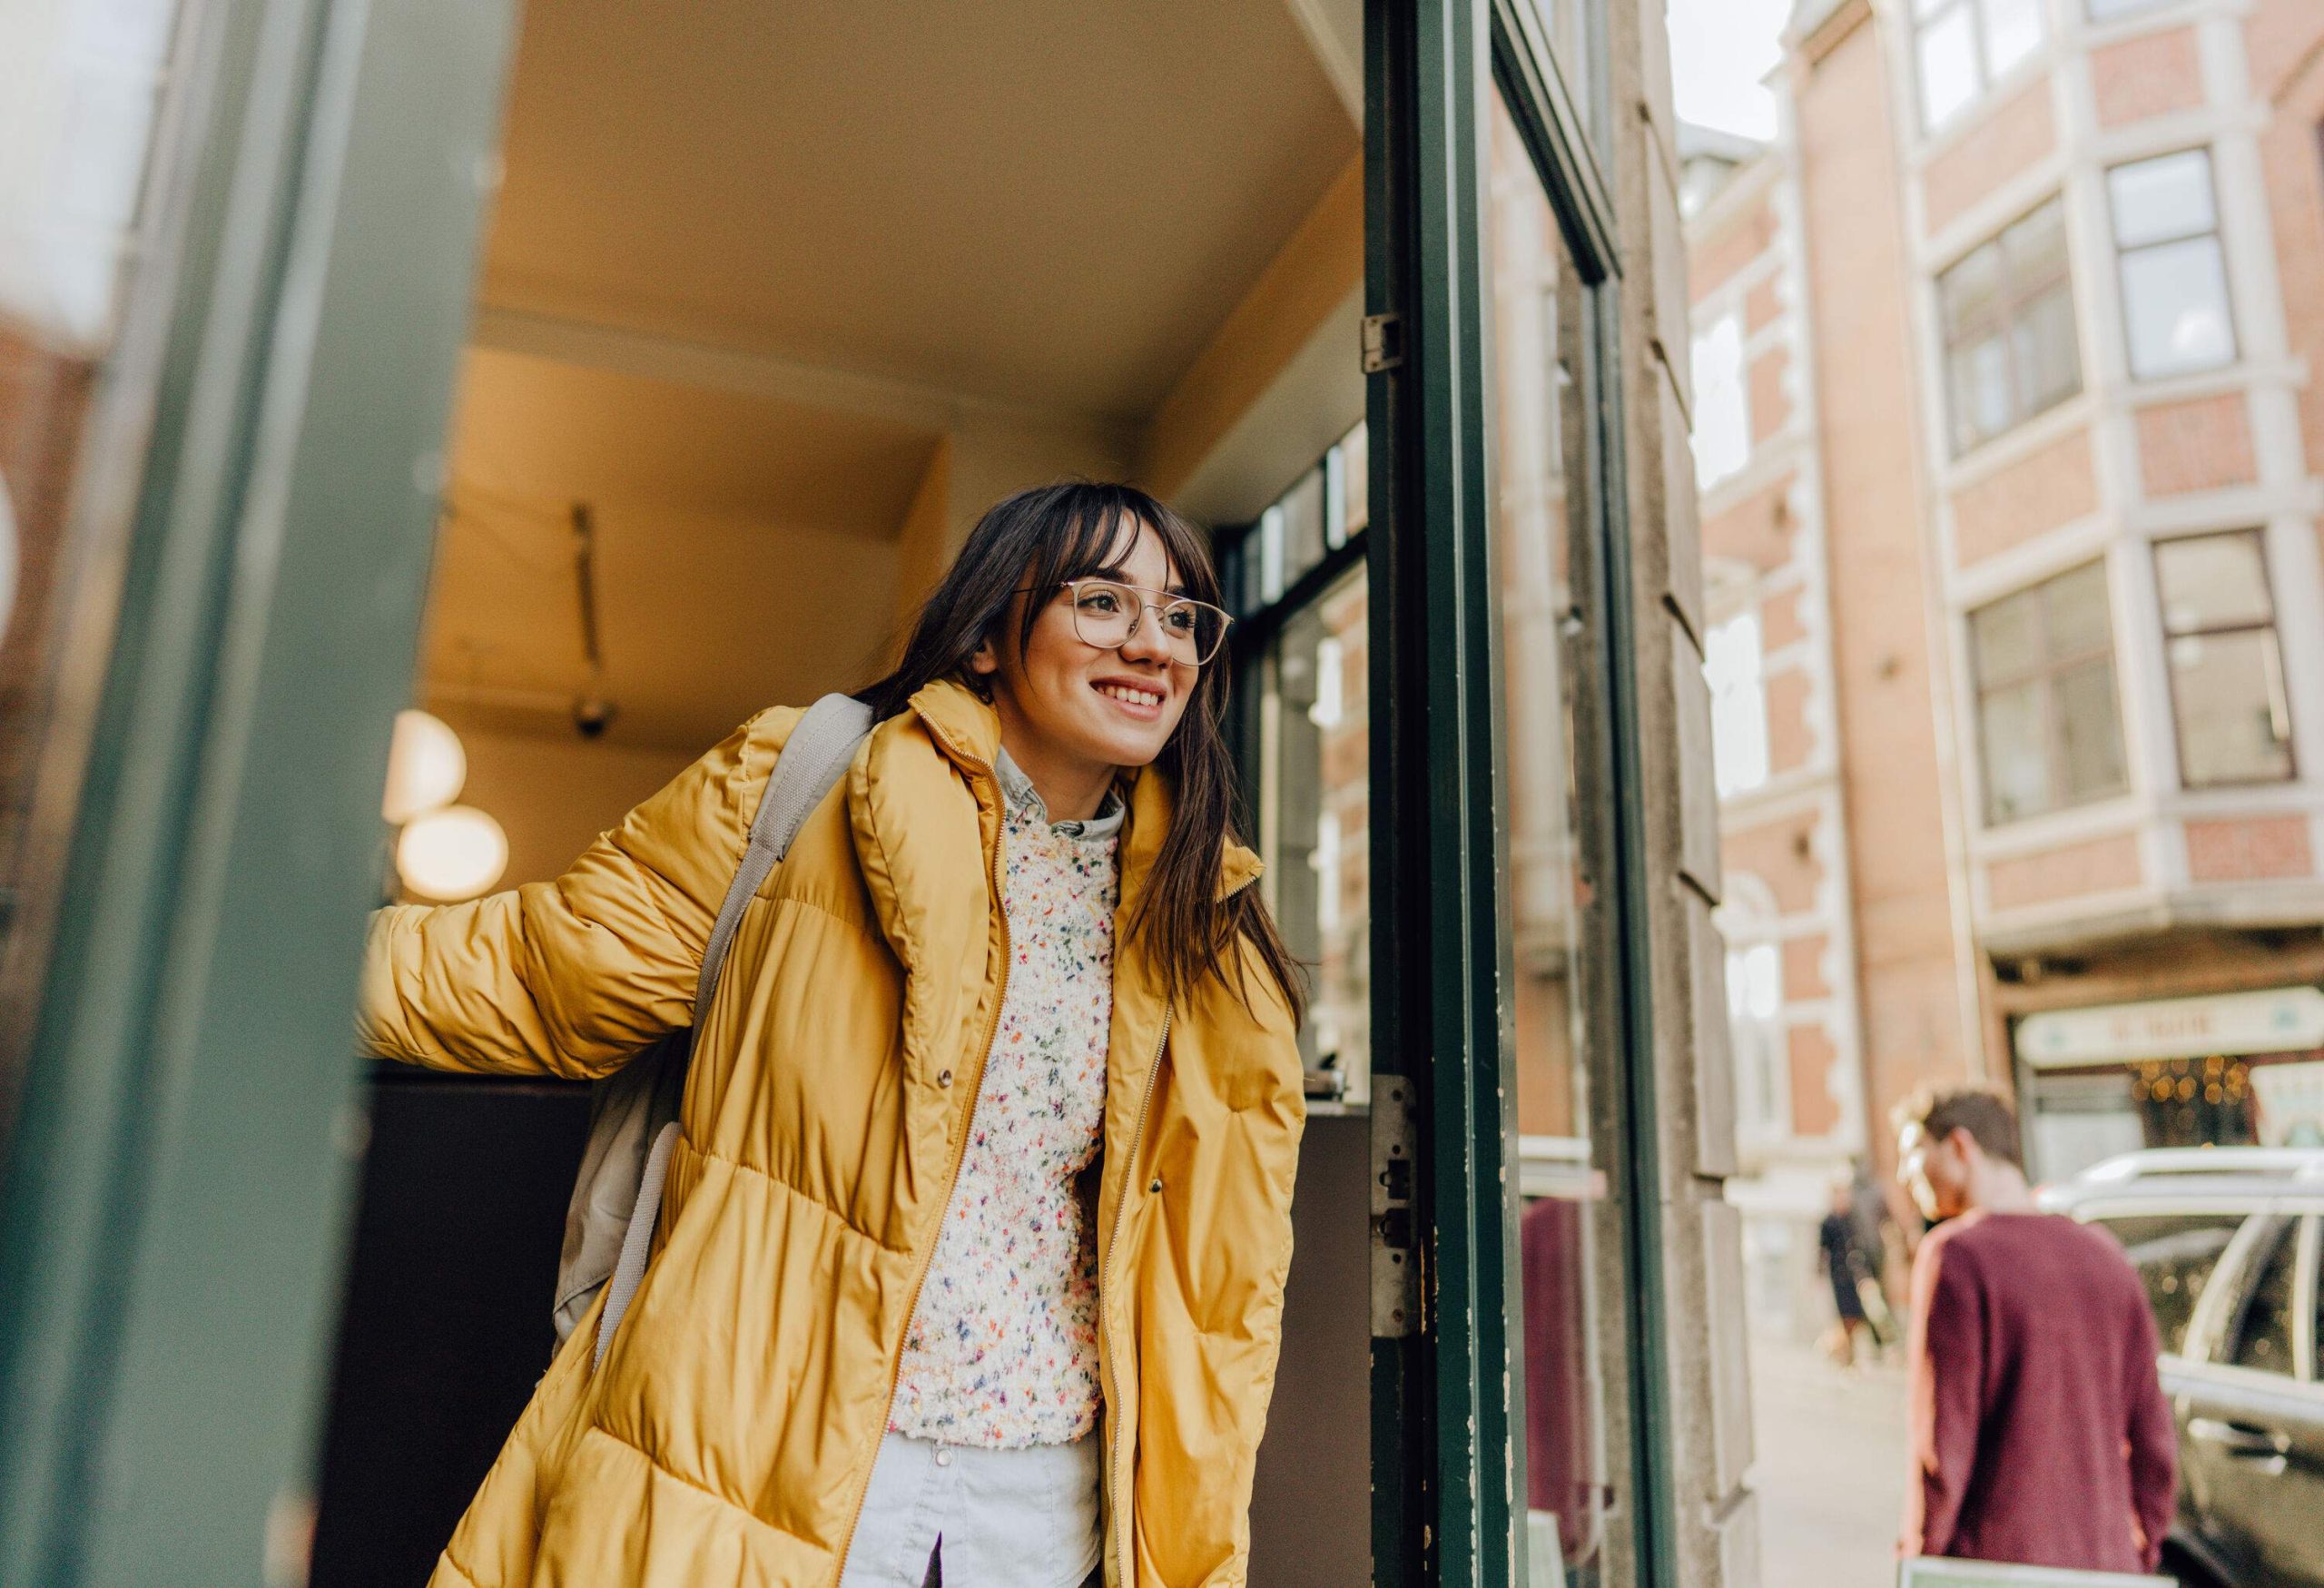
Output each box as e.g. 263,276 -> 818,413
1488,84 -> 1624,1583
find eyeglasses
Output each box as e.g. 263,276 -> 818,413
1023,580 -> 1233,666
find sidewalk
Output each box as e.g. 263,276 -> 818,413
1749,1330 -> 1909,1586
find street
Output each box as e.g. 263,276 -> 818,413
1750,1330 -> 1910,1586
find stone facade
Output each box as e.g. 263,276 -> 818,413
1617,0 -> 1763,1578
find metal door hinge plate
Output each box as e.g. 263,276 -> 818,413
1361,312 -> 1404,373
1370,1074 -> 1420,1337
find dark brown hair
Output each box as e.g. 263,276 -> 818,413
857,482 -> 1305,1023
1894,1084 -> 2023,1169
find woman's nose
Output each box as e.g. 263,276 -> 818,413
1118,607 -> 1175,666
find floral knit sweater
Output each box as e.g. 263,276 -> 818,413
886,751 -> 1121,1448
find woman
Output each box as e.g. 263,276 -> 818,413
359,483 -> 1307,1588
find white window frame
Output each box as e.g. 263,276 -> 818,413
2107,148 -> 2238,382
1912,0 -> 2045,133
1936,194 -> 2082,456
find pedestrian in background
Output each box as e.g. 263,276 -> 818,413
1894,1085 -> 2176,1574
1846,1156 -> 1904,1348
1817,1179 -> 1876,1367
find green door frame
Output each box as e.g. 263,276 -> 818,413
1366,1 -> 1673,1583
0,0 -> 517,1579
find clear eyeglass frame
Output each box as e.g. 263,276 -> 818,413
1027,580 -> 1234,666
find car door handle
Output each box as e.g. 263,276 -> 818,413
2189,1417 -> 2291,1458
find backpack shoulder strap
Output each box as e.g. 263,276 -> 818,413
693,692 -> 874,1017
590,695 -> 875,1368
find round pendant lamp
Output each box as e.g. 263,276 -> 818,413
396,804 -> 507,902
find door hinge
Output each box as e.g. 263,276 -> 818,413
1370,1074 -> 1421,1337
1361,312 -> 1404,373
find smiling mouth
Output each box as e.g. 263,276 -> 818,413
1095,682 -> 1165,709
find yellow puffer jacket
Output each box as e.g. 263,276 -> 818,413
358,679 -> 1305,1588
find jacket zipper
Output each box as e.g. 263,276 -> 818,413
1099,1003 -> 1168,1588
827,806 -> 1013,1586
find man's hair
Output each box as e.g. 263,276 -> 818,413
1895,1084 -> 2023,1169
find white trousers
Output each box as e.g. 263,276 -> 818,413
835,1429 -> 1102,1588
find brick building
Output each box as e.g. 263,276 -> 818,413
1686,0 -> 2324,1324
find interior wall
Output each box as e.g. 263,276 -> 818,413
1246,1111 -> 1373,1587
428,725 -> 694,889
891,437 -> 953,633
945,413 -> 1134,541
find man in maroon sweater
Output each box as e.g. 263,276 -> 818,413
1895,1085 -> 2178,1573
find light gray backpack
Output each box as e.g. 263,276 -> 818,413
554,693 -> 872,1366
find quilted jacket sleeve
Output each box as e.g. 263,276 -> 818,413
356,708 -> 792,1079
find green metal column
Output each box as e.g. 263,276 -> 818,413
0,0 -> 518,1579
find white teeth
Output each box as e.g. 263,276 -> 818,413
1098,683 -> 1163,707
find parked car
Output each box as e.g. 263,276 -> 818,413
2043,1149 -> 2324,1587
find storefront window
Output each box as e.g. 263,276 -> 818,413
2019,997 -> 2324,1181
1487,82 -> 1630,1582
1224,424 -> 1371,1106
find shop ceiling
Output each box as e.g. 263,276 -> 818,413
431,0 -> 1364,748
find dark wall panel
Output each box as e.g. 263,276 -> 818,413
310,1072 -> 590,1588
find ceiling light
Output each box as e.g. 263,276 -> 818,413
382,709 -> 466,824
396,805 -> 507,902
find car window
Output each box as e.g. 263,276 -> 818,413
2224,1216 -> 2300,1376
2093,1212 -> 2247,1356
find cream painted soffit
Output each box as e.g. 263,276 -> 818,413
1167,283 -> 1365,526
1282,0 -> 1364,124
1141,152 -> 1365,503
480,0 -> 1355,420
469,306 -> 1130,454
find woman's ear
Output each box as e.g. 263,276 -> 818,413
968,636 -> 999,677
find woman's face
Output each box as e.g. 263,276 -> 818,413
971,519 -> 1196,778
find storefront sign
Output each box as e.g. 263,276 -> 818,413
2014,986 -> 2324,1070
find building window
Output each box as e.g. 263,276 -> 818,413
1938,196 -> 2081,454
2154,530 -> 2293,786
1724,938 -> 1787,1146
1914,0 -> 2044,132
2087,0 -> 2176,21
1690,311 -> 1748,489
2109,150 -> 2236,380
1705,608 -> 1769,797
1971,561 -> 2128,824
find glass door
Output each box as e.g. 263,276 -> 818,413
0,2 -> 521,1578
1365,1 -> 1656,1583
